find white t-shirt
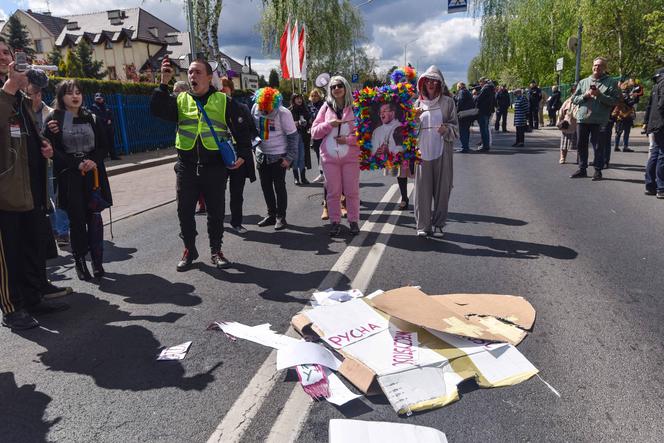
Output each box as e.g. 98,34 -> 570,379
417,99 -> 444,161
371,119 -> 402,155
260,106 -> 297,156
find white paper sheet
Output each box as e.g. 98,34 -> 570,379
305,299 -> 389,349
311,288 -> 364,306
276,342 -> 342,371
329,419 -> 448,443
214,321 -> 300,350
325,369 -> 362,406
157,341 -> 192,361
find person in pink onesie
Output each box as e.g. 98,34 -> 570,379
311,75 -> 360,237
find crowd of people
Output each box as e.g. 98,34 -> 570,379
2,30 -> 663,330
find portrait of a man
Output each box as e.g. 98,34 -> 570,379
370,102 -> 404,156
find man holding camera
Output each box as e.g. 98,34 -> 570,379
150,56 -> 252,271
570,57 -> 620,181
1,38 -> 69,330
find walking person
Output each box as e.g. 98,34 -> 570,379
289,93 -> 312,185
644,67 -> 664,198
547,86 -> 562,126
413,65 -> 458,237
495,84 -> 510,132
91,92 -> 121,160
251,87 -> 298,231
475,77 -> 493,151
1,40 -> 70,330
570,57 -> 620,181
557,84 -> 578,164
44,79 -> 114,280
527,81 -> 542,130
512,89 -> 529,147
308,88 -> 325,184
613,80 -> 636,153
454,82 -> 475,153
151,57 -> 250,271
219,78 -> 257,234
311,75 -> 361,237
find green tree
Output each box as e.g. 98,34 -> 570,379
642,10 -> 664,67
193,0 -> 223,64
59,48 -> 84,78
259,0 -> 375,81
75,40 -> 105,79
46,47 -> 63,75
268,68 -> 280,87
3,14 -> 35,55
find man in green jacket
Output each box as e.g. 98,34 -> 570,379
570,57 -> 620,181
0,38 -> 69,330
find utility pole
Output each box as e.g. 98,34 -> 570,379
574,19 -> 582,84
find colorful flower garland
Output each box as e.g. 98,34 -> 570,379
353,72 -> 420,171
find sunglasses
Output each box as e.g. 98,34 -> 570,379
330,84 -> 345,90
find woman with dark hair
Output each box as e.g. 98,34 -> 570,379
413,66 -> 458,237
43,79 -> 113,280
289,93 -> 312,185
311,75 -> 360,237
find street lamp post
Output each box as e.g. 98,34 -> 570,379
351,0 -> 374,84
403,38 -> 418,67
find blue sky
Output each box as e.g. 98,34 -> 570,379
0,0 -> 480,84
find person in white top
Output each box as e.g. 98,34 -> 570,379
413,65 -> 459,237
371,103 -> 403,156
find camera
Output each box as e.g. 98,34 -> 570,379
589,84 -> 597,90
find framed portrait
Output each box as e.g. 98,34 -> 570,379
354,82 -> 419,170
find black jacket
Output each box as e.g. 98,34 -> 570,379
528,86 -> 542,106
495,89 -> 511,111
228,100 -> 257,182
91,102 -> 113,127
645,68 -> 664,134
150,85 -> 252,167
547,91 -> 562,112
43,108 -> 113,209
475,83 -> 495,116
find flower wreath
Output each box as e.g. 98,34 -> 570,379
353,72 -> 419,171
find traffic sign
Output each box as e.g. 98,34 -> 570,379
351,73 -> 359,83
556,57 -> 564,72
242,73 -> 259,90
448,0 -> 468,13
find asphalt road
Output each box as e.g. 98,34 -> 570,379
1,126 -> 662,442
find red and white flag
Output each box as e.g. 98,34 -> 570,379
280,18 -> 293,79
299,23 -> 307,80
290,20 -> 302,79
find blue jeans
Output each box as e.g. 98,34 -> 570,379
477,115 -> 491,148
47,162 -> 70,236
645,132 -> 664,192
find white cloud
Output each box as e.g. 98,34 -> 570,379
0,9 -> 7,21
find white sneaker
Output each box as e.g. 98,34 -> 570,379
312,174 -> 325,183
231,225 -> 248,234
416,230 -> 429,237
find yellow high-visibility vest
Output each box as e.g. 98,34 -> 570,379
176,92 -> 229,151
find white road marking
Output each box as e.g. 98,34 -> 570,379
207,184 -> 400,443
264,184 -> 413,443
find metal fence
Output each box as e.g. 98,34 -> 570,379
43,92 -> 176,154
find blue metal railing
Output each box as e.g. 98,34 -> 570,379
43,92 -> 176,154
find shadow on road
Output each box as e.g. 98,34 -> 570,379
387,231 -> 577,260
447,212 -> 528,226
97,272 -> 202,307
201,263 -> 350,304
16,293 -> 218,392
46,241 -> 138,283
0,372 -> 60,442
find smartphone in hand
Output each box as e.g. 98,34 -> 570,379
15,51 -> 28,72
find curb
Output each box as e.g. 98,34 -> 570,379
106,154 -> 178,177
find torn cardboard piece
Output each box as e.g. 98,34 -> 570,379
211,321 -> 301,350
433,293 -> 536,330
291,287 -> 539,414
329,419 -> 448,443
371,287 -> 530,345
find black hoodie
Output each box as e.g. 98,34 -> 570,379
645,67 -> 664,134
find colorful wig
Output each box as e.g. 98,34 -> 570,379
253,87 -> 283,113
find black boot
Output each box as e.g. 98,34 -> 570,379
91,261 -> 105,278
300,169 -> 309,184
293,169 -> 301,185
74,254 -> 93,281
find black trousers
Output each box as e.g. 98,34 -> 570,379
227,166 -> 247,227
65,172 -> 95,257
0,209 -> 45,314
258,161 -> 287,218
175,161 -> 227,252
527,108 -> 539,129
577,123 -> 603,172
516,126 -> 526,144
495,108 -> 508,131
